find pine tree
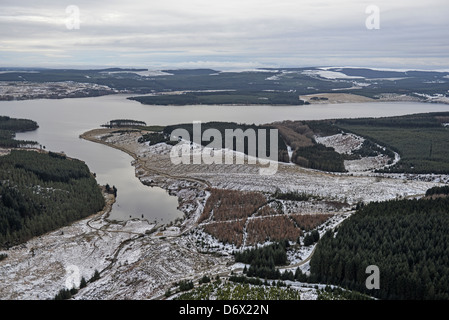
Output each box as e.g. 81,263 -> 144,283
90,269 -> 101,282
80,277 -> 87,289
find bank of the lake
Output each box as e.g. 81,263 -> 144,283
1,94 -> 449,223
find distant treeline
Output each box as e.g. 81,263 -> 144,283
1,67 -> 448,99
0,150 -> 105,248
102,119 -> 147,128
129,91 -> 307,106
293,120 -> 396,172
310,194 -> 449,300
351,139 -> 395,160
280,112 -> 449,174
334,112 -> 449,174
335,112 -> 448,128
0,116 -> 38,132
0,115 -> 38,148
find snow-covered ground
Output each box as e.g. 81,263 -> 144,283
101,129 -> 441,204
1,128 -> 446,300
314,132 -> 401,173
99,69 -> 174,77
0,190 -> 231,300
314,133 -> 364,154
344,155 -> 392,172
302,70 -> 364,80
412,92 -> 449,104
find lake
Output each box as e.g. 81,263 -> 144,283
1,94 -> 448,222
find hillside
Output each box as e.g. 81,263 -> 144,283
310,193 -> 449,299
1,67 -> 448,104
0,150 -> 105,248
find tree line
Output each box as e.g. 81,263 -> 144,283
0,116 -> 38,132
129,90 -> 306,106
102,119 -> 147,128
334,112 -> 448,128
0,115 -> 38,148
309,195 -> 449,300
292,144 -> 346,172
272,120 -> 348,172
5,150 -> 92,183
0,150 -> 105,248
273,189 -> 311,201
235,242 -> 288,279
425,185 -> 449,197
334,112 -> 449,174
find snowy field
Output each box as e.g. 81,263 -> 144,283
0,191 -> 231,300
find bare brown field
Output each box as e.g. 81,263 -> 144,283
270,121 -> 315,149
256,202 -> 282,216
245,216 -> 301,246
198,188 -> 267,223
202,220 -> 247,247
197,188 -> 338,247
290,213 -> 334,232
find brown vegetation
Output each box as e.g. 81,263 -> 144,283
271,121 -> 314,150
245,216 -> 302,246
435,116 -> 449,124
256,203 -> 281,216
290,214 -> 334,232
202,220 -> 246,247
198,189 -> 337,247
199,188 -> 267,223
323,201 -> 350,211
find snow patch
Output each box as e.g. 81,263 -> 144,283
99,70 -> 173,77
302,70 -> 364,80
314,133 -> 364,154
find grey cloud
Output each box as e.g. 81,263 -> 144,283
0,0 -> 447,69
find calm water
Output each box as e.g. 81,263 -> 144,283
1,94 -> 448,221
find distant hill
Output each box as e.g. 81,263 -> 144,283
0,66 -> 448,102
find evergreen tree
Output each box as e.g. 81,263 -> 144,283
310,195 -> 449,299
90,269 -> 101,282
80,277 -> 87,289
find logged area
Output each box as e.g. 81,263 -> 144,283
333,113 -> 449,174
271,112 -> 449,175
198,188 -> 334,247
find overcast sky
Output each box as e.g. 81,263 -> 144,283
1,0 -> 448,70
